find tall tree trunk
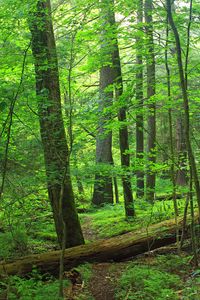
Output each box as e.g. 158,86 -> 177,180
168,4 -> 187,188
92,0 -> 114,206
176,116 -> 187,186
107,0 -> 135,216
166,0 -> 200,218
145,0 -> 156,202
136,0 -> 144,198
165,19 -> 179,249
114,38 -> 135,216
29,0 -> 84,248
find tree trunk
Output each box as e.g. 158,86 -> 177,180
176,116 -> 187,186
92,0 -> 114,206
29,0 -> 84,248
136,0 -> 145,199
166,0 -> 200,218
109,0 -> 135,216
113,175 -> 119,204
111,156 -> 119,204
0,214 -> 196,277
115,52 -> 135,216
145,0 -> 156,203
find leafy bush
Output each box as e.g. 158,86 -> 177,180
116,264 -> 181,300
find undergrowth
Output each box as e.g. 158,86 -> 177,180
116,264 -> 181,300
80,198 -> 186,240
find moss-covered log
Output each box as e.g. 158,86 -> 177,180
0,215 -> 196,277
155,193 -> 183,201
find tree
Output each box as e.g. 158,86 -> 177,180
145,0 -> 156,202
92,0 -> 114,205
166,0 -> 200,218
176,116 -> 187,186
29,0 -> 84,248
111,2 -> 135,216
135,0 -> 144,198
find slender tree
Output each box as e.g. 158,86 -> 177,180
29,0 -> 84,248
166,0 -> 200,218
136,0 -> 144,198
111,5 -> 135,216
145,0 -> 156,202
165,18 -> 179,249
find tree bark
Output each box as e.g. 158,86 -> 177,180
29,0 -> 84,248
176,116 -> 187,186
92,0 -> 114,206
136,0 -> 145,199
145,0 -> 156,203
109,0 -> 135,216
0,214 -> 196,277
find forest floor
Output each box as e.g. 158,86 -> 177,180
1,202 -> 200,299
64,210 -> 200,300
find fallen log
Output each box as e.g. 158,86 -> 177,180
0,215 -> 197,277
155,193 -> 183,201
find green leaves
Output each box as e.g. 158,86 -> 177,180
0,101 -> 7,112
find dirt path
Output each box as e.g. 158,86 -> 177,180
81,216 -> 99,242
89,263 -> 115,300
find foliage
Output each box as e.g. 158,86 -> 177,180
116,264 -> 181,300
0,226 -> 28,259
80,200 -> 186,239
0,0 -> 200,297
0,272 -> 68,300
155,254 -> 192,274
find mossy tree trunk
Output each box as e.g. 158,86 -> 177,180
0,214 -> 196,277
29,0 -> 84,248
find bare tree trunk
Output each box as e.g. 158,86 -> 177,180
136,0 -> 144,198
145,0 -> 156,202
29,0 -> 84,248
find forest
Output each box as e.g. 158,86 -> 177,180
0,0 -> 200,299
